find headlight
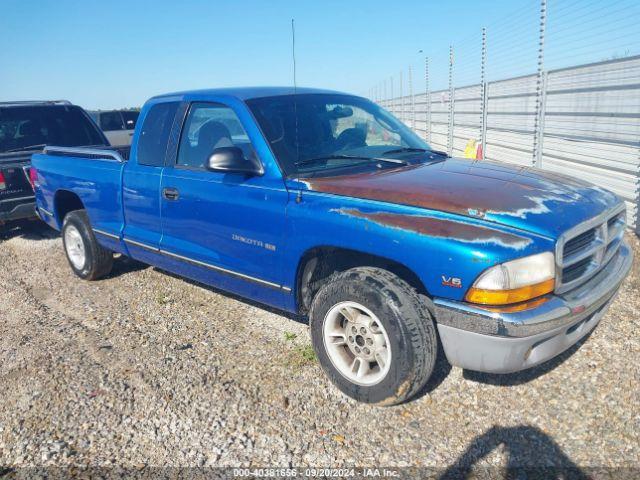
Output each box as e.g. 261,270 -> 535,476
465,251 -> 555,305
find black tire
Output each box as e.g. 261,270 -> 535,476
61,210 -> 113,280
309,267 -> 438,405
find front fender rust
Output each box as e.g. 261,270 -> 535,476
335,208 -> 533,251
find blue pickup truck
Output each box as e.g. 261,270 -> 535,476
31,87 -> 632,404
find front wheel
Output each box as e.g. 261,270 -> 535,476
309,267 -> 438,405
62,210 -> 113,280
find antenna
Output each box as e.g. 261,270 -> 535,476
291,19 -> 298,93
291,18 -> 300,165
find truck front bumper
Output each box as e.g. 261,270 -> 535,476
432,240 -> 633,373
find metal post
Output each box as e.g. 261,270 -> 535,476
399,70 -> 404,123
383,78 -> 388,107
532,0 -> 547,168
480,27 -> 488,159
425,56 -> 431,143
409,66 -> 415,130
390,76 -> 394,115
447,45 -> 455,156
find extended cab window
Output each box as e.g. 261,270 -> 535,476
100,111 -> 125,131
177,102 -> 254,169
137,102 -> 179,167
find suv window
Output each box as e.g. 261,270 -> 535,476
137,102 -> 179,167
177,102 -> 253,169
0,105 -> 107,153
121,111 -> 140,130
100,111 -> 125,131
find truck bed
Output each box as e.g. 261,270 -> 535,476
31,146 -> 129,235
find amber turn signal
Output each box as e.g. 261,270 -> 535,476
465,278 -> 555,305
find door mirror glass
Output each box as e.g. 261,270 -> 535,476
206,146 -> 263,175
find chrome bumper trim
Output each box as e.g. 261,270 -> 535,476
433,240 -> 632,338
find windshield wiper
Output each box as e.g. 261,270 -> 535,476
295,154 -> 407,168
382,147 -> 428,155
4,144 -> 48,153
382,147 -> 449,157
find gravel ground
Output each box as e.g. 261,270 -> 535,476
0,221 -> 638,474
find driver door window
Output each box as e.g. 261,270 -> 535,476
177,102 -> 253,169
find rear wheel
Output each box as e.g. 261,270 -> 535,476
62,210 -> 113,280
309,267 -> 437,405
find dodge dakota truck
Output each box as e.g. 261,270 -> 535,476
31,87 -> 632,405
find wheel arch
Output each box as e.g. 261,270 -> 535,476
294,245 -> 429,315
53,190 -> 85,228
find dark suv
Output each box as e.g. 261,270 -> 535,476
0,100 -> 109,225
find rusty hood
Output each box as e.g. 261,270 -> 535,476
291,158 -> 621,238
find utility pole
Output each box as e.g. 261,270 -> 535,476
389,76 -> 394,114
480,27 -> 488,159
532,0 -> 547,168
399,70 -> 404,123
425,56 -> 431,143
447,45 -> 455,156
409,66 -> 415,130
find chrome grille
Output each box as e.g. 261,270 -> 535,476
563,229 -> 596,260
555,204 -> 626,294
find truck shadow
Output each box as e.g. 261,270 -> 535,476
0,219 -> 58,241
439,425 -> 588,479
105,255 -> 149,278
155,268 -> 304,323
462,329 -> 596,386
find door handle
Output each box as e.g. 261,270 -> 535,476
163,187 -> 179,201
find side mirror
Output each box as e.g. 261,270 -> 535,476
206,146 -> 263,176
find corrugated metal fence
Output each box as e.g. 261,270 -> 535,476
380,55 -> 640,231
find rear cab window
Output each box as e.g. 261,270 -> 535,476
136,102 -> 179,167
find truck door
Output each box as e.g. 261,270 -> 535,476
159,101 -> 289,299
121,101 -> 180,262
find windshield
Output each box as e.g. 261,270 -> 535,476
0,105 -> 107,153
246,94 -> 432,176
